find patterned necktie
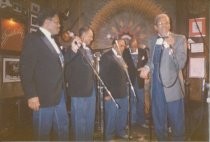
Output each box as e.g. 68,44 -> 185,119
58,52 -> 64,68
51,36 -> 64,68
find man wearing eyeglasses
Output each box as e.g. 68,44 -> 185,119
20,8 -> 69,141
139,13 -> 187,141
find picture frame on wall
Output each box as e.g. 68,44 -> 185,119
30,2 -> 40,14
0,18 -> 25,54
30,26 -> 38,33
30,14 -> 38,27
189,17 -> 206,37
189,57 -> 205,78
3,58 -> 20,83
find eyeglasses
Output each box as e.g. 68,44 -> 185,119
156,21 -> 170,26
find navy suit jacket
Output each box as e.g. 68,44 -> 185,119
20,30 -> 64,107
123,48 -> 148,89
64,47 -> 95,97
100,50 -> 128,98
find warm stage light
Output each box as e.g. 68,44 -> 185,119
8,18 -> 16,26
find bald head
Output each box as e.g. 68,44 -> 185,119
154,14 -> 170,25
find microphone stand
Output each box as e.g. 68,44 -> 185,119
94,52 -> 105,140
115,41 -> 137,140
125,69 -> 137,140
77,47 -> 119,140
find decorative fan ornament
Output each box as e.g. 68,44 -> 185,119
90,0 -> 164,49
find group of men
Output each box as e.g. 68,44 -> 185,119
20,7 -> 187,141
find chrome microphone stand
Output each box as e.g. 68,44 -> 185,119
78,48 -> 119,140
125,68 -> 137,140
94,52 -> 105,140
78,48 -> 119,108
115,40 -> 137,140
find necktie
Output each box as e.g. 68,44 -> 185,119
50,36 -> 64,68
58,52 -> 64,68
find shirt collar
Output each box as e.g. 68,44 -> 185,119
39,27 -> 52,39
82,42 -> 89,50
158,32 -> 170,38
129,48 -> 138,55
112,48 -> 121,58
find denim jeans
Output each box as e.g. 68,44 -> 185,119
152,45 -> 185,141
33,93 -> 69,141
70,88 -> 96,141
130,79 -> 146,125
104,96 -> 129,140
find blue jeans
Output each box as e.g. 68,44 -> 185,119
152,55 -> 185,141
152,95 -> 185,141
105,96 -> 129,140
70,88 -> 96,141
130,79 -> 146,125
33,93 -> 69,141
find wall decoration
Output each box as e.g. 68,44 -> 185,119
0,0 -> 12,8
30,26 -> 38,33
12,2 -> 22,13
3,58 -> 20,83
190,43 -> 204,53
189,57 -> 205,78
30,14 -> 38,27
189,17 -> 206,37
0,18 -> 25,53
30,2 -> 40,14
90,0 -> 164,49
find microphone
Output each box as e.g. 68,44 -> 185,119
65,9 -> 70,17
94,52 -> 101,73
74,41 -> 82,47
61,8 -> 71,20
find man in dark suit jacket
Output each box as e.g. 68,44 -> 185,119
64,27 -> 96,141
123,38 -> 148,128
20,8 -> 69,141
100,39 -> 129,140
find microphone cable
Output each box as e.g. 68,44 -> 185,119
158,38 -> 179,89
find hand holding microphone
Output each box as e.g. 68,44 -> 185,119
163,35 -> 175,55
71,36 -> 82,53
164,35 -> 174,47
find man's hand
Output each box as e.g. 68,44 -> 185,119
71,36 -> 82,53
138,66 -> 150,79
165,35 -> 174,47
28,97 -> 40,111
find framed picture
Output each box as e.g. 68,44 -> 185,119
30,2 -> 40,14
3,58 -> 20,83
189,57 -> 205,78
190,43 -> 204,53
12,2 -> 22,13
30,14 -> 38,27
30,26 -> 38,33
189,17 -> 206,37
0,18 -> 25,53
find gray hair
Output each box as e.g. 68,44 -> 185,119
154,13 -> 170,25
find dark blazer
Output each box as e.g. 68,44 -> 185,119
64,47 -> 95,97
20,30 -> 64,107
100,50 -> 128,98
123,48 -> 148,88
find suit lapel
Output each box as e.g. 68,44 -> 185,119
37,30 -> 63,68
41,35 -> 58,56
111,51 -> 128,73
